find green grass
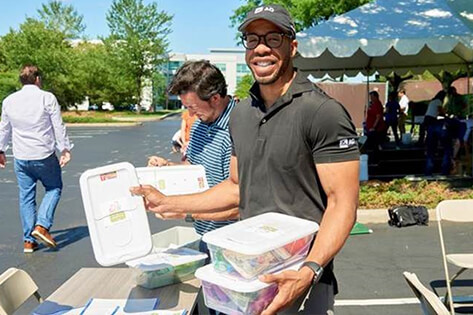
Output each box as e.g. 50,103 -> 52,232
62,116 -> 117,123
359,178 -> 473,208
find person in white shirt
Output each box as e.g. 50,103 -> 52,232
0,65 -> 72,253
398,89 -> 410,135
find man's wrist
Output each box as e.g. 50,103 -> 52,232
299,261 -> 324,285
185,213 -> 195,222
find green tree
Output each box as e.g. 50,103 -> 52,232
230,0 -> 371,39
71,42 -> 134,110
106,0 -> 172,112
152,71 -> 167,110
37,0 -> 86,38
0,71 -> 20,109
234,74 -> 254,100
0,18 -> 84,108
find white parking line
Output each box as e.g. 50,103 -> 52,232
335,298 -> 419,306
69,135 -> 93,138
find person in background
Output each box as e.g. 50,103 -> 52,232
133,4 -> 359,314
445,87 -> 467,154
365,91 -> 387,161
0,65 -> 72,253
147,60 -> 239,243
424,91 -> 447,175
398,89 -> 409,136
384,92 -> 401,147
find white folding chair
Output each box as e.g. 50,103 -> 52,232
403,272 -> 450,315
0,267 -> 42,315
436,199 -> 473,314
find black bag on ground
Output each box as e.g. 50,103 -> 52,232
388,205 -> 429,227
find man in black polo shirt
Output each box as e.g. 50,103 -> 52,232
131,4 -> 359,314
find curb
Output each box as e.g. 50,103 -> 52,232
356,208 -> 436,224
111,116 -> 163,122
65,122 -> 143,127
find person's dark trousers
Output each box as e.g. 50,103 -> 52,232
425,123 -> 441,175
386,120 -> 400,145
13,153 -> 62,243
366,130 -> 385,163
441,126 -> 454,175
419,116 -> 437,146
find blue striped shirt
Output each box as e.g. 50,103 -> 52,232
187,98 -> 238,235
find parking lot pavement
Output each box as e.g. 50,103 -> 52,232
0,119 -> 471,314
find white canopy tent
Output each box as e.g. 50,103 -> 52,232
294,0 -> 473,78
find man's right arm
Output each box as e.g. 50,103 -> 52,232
132,155 -> 240,214
0,103 -> 12,168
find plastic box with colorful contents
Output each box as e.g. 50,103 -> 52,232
196,262 -> 303,315
202,212 -> 319,280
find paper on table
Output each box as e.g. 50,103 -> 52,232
31,301 -> 84,315
80,298 -> 159,315
116,310 -> 186,315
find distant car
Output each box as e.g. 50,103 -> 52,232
129,104 -> 138,112
88,104 -> 99,111
102,102 -> 114,111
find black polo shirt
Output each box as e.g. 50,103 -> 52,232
229,70 -> 359,223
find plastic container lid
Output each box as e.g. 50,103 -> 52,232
136,165 -> 208,196
80,162 -> 152,266
195,262 -> 303,293
126,248 -> 208,271
202,212 -> 319,255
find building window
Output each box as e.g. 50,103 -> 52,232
215,63 -> 227,72
169,61 -> 183,72
237,63 -> 250,74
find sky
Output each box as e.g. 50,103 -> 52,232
0,0 -> 243,54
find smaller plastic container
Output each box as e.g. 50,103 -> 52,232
203,212 -> 318,280
126,247 -> 207,289
196,263 -> 302,315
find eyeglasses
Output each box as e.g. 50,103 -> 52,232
241,32 -> 293,50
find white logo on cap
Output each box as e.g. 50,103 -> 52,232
254,6 -> 274,14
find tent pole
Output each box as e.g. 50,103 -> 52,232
364,69 -> 370,136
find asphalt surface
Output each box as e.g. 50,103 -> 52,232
0,118 -> 471,315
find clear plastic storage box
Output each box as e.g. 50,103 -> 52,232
196,263 -> 302,315
202,212 -> 319,280
79,162 -> 152,266
126,247 -> 207,289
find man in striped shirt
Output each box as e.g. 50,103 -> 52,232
147,60 -> 238,246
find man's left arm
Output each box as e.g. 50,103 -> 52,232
260,160 -> 359,315
47,95 -> 72,167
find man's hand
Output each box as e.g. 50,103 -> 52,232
59,150 -> 71,168
155,212 -> 186,220
130,185 -> 168,212
147,155 -> 169,167
260,267 -> 314,315
0,152 -> 6,168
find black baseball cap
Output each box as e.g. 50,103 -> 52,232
238,4 -> 296,37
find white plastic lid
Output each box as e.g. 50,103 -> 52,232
136,165 -> 208,196
202,212 -> 318,255
195,262 -> 302,293
126,248 -> 208,271
80,162 -> 152,266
